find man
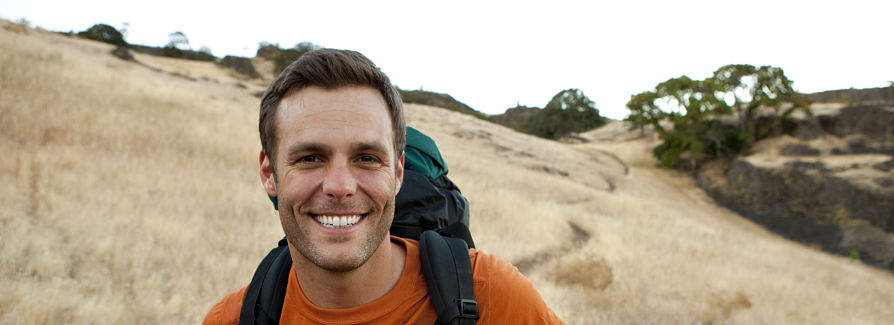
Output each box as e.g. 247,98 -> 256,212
203,49 -> 564,324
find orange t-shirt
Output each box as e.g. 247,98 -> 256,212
203,236 -> 564,324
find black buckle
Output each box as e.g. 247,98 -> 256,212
457,299 -> 479,319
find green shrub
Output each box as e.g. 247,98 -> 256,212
652,118 -> 701,168
194,47 -> 216,62
161,45 -> 184,58
273,49 -> 302,75
524,89 -> 607,139
703,120 -> 748,157
191,51 -> 216,62
78,24 -> 127,46
272,42 -> 321,75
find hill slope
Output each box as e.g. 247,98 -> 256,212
2,20 -> 893,324
807,86 -> 894,106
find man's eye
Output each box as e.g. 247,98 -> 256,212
357,155 -> 381,164
296,155 -> 320,164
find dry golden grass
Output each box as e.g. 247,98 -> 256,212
407,105 -> 894,324
2,19 -> 894,324
1,21 -> 281,324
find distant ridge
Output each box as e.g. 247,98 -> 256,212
397,88 -> 491,120
807,86 -> 894,105
490,105 -> 541,130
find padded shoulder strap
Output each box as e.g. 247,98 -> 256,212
437,222 -> 475,249
419,230 -> 479,325
240,238 -> 292,325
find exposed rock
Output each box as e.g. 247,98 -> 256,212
217,55 -> 261,79
698,104 -> 894,270
791,119 -> 826,140
780,144 -> 820,156
827,105 -> 894,139
728,156 -> 893,231
110,46 -> 135,62
841,220 -> 894,269
874,159 -> 894,172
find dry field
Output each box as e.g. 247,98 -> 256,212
2,20 -> 894,324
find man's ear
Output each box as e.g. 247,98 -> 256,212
259,150 -> 277,197
395,151 -> 404,192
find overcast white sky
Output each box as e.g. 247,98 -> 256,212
3,0 -> 892,119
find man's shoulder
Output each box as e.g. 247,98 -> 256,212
469,249 -> 565,324
469,249 -> 531,294
202,286 -> 247,325
409,236 -> 560,319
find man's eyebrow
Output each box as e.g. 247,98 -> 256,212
285,142 -> 389,156
351,142 -> 390,154
286,143 -> 329,157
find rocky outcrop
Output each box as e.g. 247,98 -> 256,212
217,55 -> 261,79
699,104 -> 894,270
842,220 -> 894,268
491,105 -> 541,130
823,105 -> 894,146
729,155 -> 894,231
110,46 -> 135,62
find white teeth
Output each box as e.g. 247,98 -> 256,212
314,215 -> 362,228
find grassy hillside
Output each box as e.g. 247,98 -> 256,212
3,20 -> 894,324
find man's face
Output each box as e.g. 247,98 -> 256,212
261,85 -> 403,272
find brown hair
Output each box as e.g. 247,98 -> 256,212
258,49 -> 405,171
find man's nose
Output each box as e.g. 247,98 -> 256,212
322,161 -> 357,200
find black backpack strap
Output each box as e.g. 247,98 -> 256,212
419,230 -> 479,325
391,221 -> 475,249
436,222 -> 475,249
240,237 -> 292,325
390,222 -> 426,242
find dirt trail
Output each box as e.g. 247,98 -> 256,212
515,221 -> 591,275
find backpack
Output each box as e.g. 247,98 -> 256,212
240,127 -> 479,325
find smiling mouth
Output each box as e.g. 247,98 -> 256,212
313,214 -> 364,228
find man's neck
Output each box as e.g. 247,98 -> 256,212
288,236 -> 407,309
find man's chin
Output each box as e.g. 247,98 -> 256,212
317,258 -> 366,273
302,239 -> 382,272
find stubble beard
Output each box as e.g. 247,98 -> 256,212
281,199 -> 394,273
